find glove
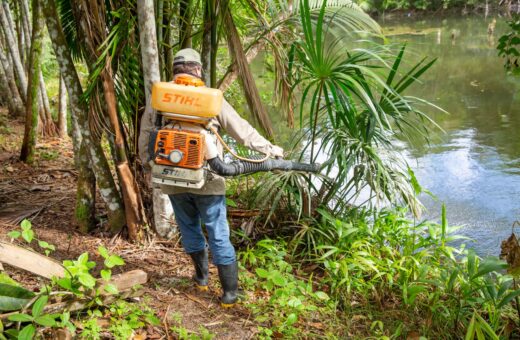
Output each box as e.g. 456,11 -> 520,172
269,145 -> 284,158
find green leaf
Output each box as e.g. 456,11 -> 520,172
314,291 -> 330,301
287,297 -> 302,308
497,289 -> 520,309
104,255 -> 124,268
77,252 -> 89,265
7,313 -> 33,322
0,283 -> 35,312
100,269 -> 111,281
4,328 -> 18,338
34,314 -> 57,327
31,295 -> 48,318
255,268 -> 269,278
475,314 -> 499,340
56,278 -> 73,291
103,284 -> 119,295
17,324 -> 35,340
20,220 -> 31,231
0,273 -> 19,286
473,257 -> 508,279
465,314 -> 476,340
145,314 -> 161,326
98,246 -> 109,259
271,272 -> 286,286
286,313 -> 298,326
7,231 -> 20,239
225,198 -> 238,208
21,229 -> 34,243
77,273 -> 96,288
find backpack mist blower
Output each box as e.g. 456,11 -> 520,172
148,76 -> 320,189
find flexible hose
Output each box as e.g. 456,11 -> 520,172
207,156 -> 320,177
208,126 -> 271,163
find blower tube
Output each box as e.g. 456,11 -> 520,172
207,156 -> 320,177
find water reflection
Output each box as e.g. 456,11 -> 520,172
379,14 -> 520,255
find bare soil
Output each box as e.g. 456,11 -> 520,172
0,110 -> 258,339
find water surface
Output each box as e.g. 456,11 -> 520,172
382,14 -> 520,255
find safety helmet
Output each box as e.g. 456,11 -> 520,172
174,48 -> 202,66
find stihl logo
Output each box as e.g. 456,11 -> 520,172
162,93 -> 202,107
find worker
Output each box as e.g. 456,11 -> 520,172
146,48 -> 284,307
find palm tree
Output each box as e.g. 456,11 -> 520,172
251,0 -> 441,219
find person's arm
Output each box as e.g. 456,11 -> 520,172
217,99 -> 284,157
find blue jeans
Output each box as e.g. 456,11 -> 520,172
168,193 -> 236,265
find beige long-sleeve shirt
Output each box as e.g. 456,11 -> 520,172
138,98 -> 283,196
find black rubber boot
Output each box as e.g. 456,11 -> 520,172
189,248 -> 209,291
217,262 -> 238,307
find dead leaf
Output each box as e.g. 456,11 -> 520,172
407,331 -> 422,340
6,166 -> 13,172
500,232 -> 520,275
132,331 -> 147,340
55,328 -> 72,340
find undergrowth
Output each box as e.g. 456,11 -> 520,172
234,206 -> 520,339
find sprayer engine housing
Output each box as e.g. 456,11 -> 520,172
154,129 -> 205,169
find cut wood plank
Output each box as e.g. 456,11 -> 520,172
99,270 -> 148,294
0,241 -> 65,279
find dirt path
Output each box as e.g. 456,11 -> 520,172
0,110 -> 257,339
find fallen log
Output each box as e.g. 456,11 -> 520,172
0,241 -> 65,279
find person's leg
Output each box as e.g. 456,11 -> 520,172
169,193 -> 206,253
169,193 -> 208,289
195,195 -> 235,265
195,195 -> 238,306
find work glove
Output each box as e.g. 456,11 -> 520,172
269,145 -> 284,158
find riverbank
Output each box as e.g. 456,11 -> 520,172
366,3 -> 519,18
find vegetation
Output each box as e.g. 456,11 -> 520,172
498,14 -> 520,73
234,207 -> 520,338
1,0 -> 519,338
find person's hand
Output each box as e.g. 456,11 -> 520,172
270,145 -> 284,158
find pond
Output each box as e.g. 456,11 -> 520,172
382,13 -> 520,256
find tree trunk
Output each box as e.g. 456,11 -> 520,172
179,0 -> 192,48
137,0 -> 175,238
42,0 -> 126,233
12,0 -> 24,67
101,68 -> 145,241
163,0 -> 174,80
210,0 -> 218,87
39,71 -> 57,135
223,9 -> 274,139
156,0 -> 164,79
20,0 -> 43,164
2,1 -> 23,68
0,1 -> 27,100
70,112 -> 97,232
201,0 -> 212,86
0,59 -> 17,114
58,75 -> 67,137
0,38 -> 23,115
20,0 -> 31,71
